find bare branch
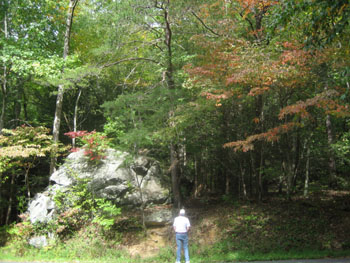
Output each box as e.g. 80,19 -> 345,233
191,11 -> 221,37
99,57 -> 162,69
233,6 -> 256,35
7,119 -> 33,127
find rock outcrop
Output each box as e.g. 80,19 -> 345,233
28,149 -> 169,224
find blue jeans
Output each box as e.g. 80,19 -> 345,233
176,233 -> 189,262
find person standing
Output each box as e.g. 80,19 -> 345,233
173,209 -> 191,263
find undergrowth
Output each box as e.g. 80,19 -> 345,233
1,191 -> 350,262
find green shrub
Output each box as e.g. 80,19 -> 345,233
53,179 -> 121,238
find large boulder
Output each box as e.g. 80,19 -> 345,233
144,207 -> 173,227
28,235 -> 48,248
28,193 -> 55,223
28,149 -> 169,224
28,233 -> 55,248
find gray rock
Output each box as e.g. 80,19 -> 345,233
28,235 -> 48,248
144,208 -> 173,227
28,193 -> 55,223
28,148 -> 169,224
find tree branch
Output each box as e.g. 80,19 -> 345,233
191,11 -> 221,37
99,57 -> 162,69
234,6 -> 256,36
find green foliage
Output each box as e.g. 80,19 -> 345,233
333,132 -> 350,163
332,131 -> 350,184
269,0 -> 350,47
7,220 -> 33,240
0,126 -> 65,208
53,171 -> 121,237
2,0 -> 350,229
0,126 -> 54,159
1,223 -> 131,262
92,199 -> 121,231
103,117 -> 126,147
0,126 -> 66,217
102,87 -> 178,152
3,192 -> 350,262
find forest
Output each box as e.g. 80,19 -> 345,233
1,0 -> 350,232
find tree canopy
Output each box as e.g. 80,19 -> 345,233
1,0 -> 350,224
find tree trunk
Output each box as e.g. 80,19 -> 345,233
194,156 -> 198,198
24,161 -> 34,199
161,1 -> 181,208
257,145 -> 264,201
0,77 -> 6,132
254,95 -> 264,200
249,151 -> 254,197
0,174 -> 3,224
170,143 -> 181,208
304,146 -> 311,197
72,87 -> 82,148
0,6 -> 7,208
22,87 -> 28,121
131,164 -> 146,229
326,114 -> 337,186
225,171 -> 230,195
5,174 -> 15,225
282,133 -> 299,200
0,11 -> 8,133
292,129 -> 301,189
239,160 -> 247,199
50,0 -> 79,175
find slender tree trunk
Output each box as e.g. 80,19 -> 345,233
160,1 -> 181,208
0,0 -> 7,209
0,174 -> 2,224
14,86 -> 22,127
131,165 -> 146,229
292,129 -> 301,189
239,160 -> 247,199
326,114 -> 337,186
50,0 -> 79,175
249,151 -> 254,197
25,168 -> 31,199
24,161 -> 34,199
258,145 -> 264,201
254,95 -> 264,200
225,171 -> 230,195
304,146 -> 311,197
194,156 -> 198,198
170,142 -> 181,208
282,133 -> 298,200
0,11 -> 8,134
292,133 -> 311,194
284,160 -> 293,200
0,77 -> 6,132
22,88 -> 28,121
5,174 -> 15,225
72,87 -> 82,148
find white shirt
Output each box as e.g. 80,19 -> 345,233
173,215 -> 190,233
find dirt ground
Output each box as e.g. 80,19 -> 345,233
122,190 -> 350,259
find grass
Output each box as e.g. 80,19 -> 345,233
190,247 -> 350,262
1,245 -> 350,263
0,243 -> 133,263
1,190 -> 350,262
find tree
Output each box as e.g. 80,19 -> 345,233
184,0 -> 350,199
50,0 -> 80,175
0,126 -> 63,224
0,0 -> 64,132
98,0 -> 202,207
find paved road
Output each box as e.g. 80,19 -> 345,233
236,259 -> 350,263
1,260 -> 348,263
0,259 -> 350,263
